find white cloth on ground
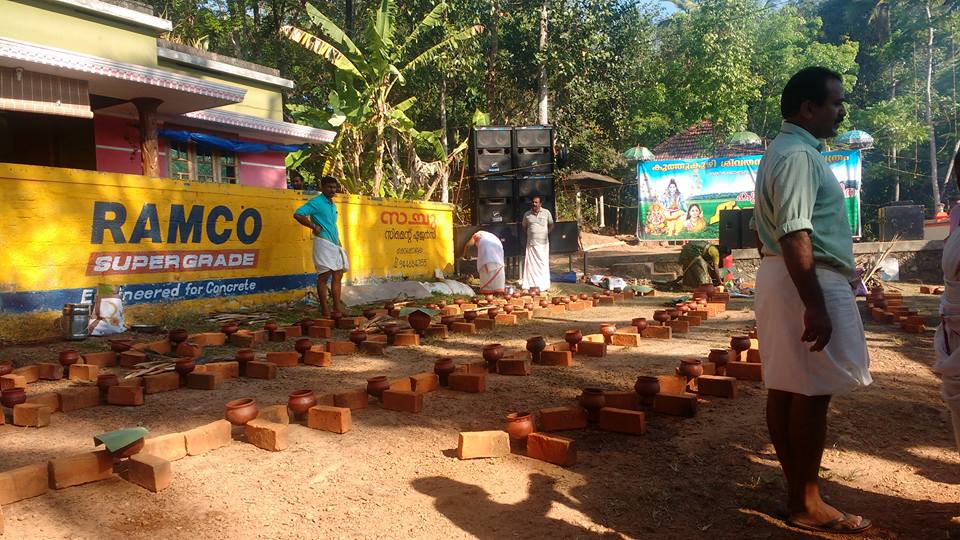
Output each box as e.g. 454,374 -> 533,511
312,235 -> 349,273
934,230 -> 960,452
521,209 -> 553,291
474,231 -> 505,293
756,256 -> 872,396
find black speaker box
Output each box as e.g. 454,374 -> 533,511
739,207 -> 756,249
513,126 -> 553,149
516,175 -> 554,198
474,148 -> 512,175
473,176 -> 514,199
455,223 -> 521,258
718,209 -> 742,250
473,126 -> 513,149
879,205 -> 923,241
514,148 -> 553,174
550,221 -> 580,254
475,197 -> 514,225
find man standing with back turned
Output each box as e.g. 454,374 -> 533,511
753,67 -> 872,534
294,176 -> 349,317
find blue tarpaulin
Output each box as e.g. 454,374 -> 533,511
158,129 -> 307,154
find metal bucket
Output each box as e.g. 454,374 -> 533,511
59,303 -> 92,341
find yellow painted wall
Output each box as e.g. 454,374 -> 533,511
158,60 -> 284,121
0,163 -> 454,297
1,0 -> 159,67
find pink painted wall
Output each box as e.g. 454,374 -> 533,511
237,151 -> 287,189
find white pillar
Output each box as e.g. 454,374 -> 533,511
598,194 -> 605,227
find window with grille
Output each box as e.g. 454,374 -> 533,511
167,142 -> 237,184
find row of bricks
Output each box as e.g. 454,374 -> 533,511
457,431 -> 578,466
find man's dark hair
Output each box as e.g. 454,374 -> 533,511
320,176 -> 339,187
530,194 -> 541,202
780,67 -> 843,119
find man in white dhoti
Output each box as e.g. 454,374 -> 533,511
935,159 -> 960,454
462,230 -> 505,294
521,196 -> 554,292
293,176 -> 349,317
753,67 -> 872,534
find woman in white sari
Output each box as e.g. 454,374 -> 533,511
935,163 -> 960,453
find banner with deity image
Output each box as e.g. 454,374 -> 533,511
636,150 -> 861,240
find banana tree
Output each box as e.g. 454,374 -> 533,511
281,0 -> 483,197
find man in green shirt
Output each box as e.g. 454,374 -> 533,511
753,67 -> 872,534
294,176 -> 349,317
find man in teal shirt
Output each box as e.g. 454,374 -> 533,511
294,176 -> 349,317
753,67 -> 872,534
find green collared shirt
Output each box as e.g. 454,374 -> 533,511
753,122 -> 855,277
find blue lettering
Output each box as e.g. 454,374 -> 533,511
91,201 -> 126,244
129,204 -> 162,244
167,204 -> 205,243
236,208 -> 262,244
206,206 -> 233,244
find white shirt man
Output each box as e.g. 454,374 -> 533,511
521,196 -> 555,291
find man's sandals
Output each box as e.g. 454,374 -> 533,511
787,512 -> 872,534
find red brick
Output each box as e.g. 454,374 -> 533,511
37,363 -> 64,380
538,406 -> 588,431
307,405 -> 352,433
388,378 -> 413,392
474,318 -> 496,330
746,349 -> 762,363
326,341 -> 357,355
186,372 -> 222,390
107,385 -> 144,406
610,333 -> 642,347
497,358 -> 530,376
245,361 -> 277,379
725,361 -> 763,382
393,334 -> 420,347
1,374 -> 26,390
13,365 -> 40,383
0,463 -> 48,504
269,329 -> 288,342
410,373 -> 439,393
13,403 -> 51,427
678,314 -> 701,326
359,340 -> 386,355
303,349 -> 332,367
493,314 -> 518,325
183,420 -> 232,456
281,325 -> 302,338
532,308 -> 553,318
205,361 -> 240,379
141,433 -> 187,461
337,316 -> 365,329
697,375 -> 737,398
598,407 -> 646,435
689,309 -> 709,320
450,322 -> 476,333
381,390 -> 423,413
665,320 -> 689,334
244,418 -> 288,451
307,325 -> 333,338
189,332 -> 227,346
514,310 -> 533,320
537,350 -> 573,366
118,377 -> 143,387
334,388 -> 369,410
565,301 -> 586,312
596,296 -> 614,305
316,393 -> 336,406
641,326 -> 672,339
58,386 -> 100,412
652,392 -> 698,417
68,364 -> 99,382
313,318 -> 336,328
143,371 -> 180,394
577,341 -> 607,357
527,432 -> 577,466
262,351 -> 296,367
656,375 -> 687,395
448,372 -> 486,393
119,350 -> 147,368
457,431 -> 510,459
603,391 -> 638,410
48,450 -> 114,489
126,453 -> 171,492
423,325 -> 449,339
229,332 -> 256,348
26,391 -> 61,412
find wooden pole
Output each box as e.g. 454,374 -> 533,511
132,98 -> 163,177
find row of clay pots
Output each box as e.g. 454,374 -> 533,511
223,389 -> 322,426
1,387 -> 26,408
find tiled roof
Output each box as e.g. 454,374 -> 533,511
652,119 -> 767,159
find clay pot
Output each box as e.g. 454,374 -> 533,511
97,373 -> 119,393
632,318 -> 648,332
679,359 -> 704,380
224,398 -> 258,426
168,328 -> 188,345
677,304 -> 691,314
599,324 -> 617,344
263,321 -> 279,333
110,438 -> 145,459
108,339 -> 133,353
366,376 -> 390,400
524,302 -> 534,311
526,336 -> 547,363
593,292 -> 602,300
708,349 -> 729,374
506,412 -> 535,441
454,298 -> 465,306
424,303 -> 438,311
434,357 -> 456,386
220,322 -> 240,336
1,388 -> 26,409
236,349 -> 256,363
58,349 -> 80,367
564,329 -> 583,352
730,336 -> 752,353
438,301 -> 447,309
362,308 -> 377,320
440,315 -> 458,329
552,297 -> 563,305
349,329 -> 367,345
613,287 -> 623,293
408,311 -> 433,333
485,294 -> 494,302
175,341 -> 202,358
634,376 -> 660,399
579,293 -> 589,300
382,323 -> 401,345
482,343 -> 504,373
0,362 -> 12,377
288,389 -> 317,418
294,338 -> 314,357
539,300 -> 550,308
331,311 -> 343,323
530,287 -> 541,296
502,305 -> 514,314
667,308 -> 680,320
487,306 -> 500,318
174,358 -> 196,376
873,298 -> 888,310
384,302 -> 395,312
561,297 -> 571,305
298,318 -> 317,333
653,311 -> 671,324
578,388 -> 606,421
463,310 -> 479,323
696,284 -> 716,296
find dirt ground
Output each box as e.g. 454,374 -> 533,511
1,284 -> 958,539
